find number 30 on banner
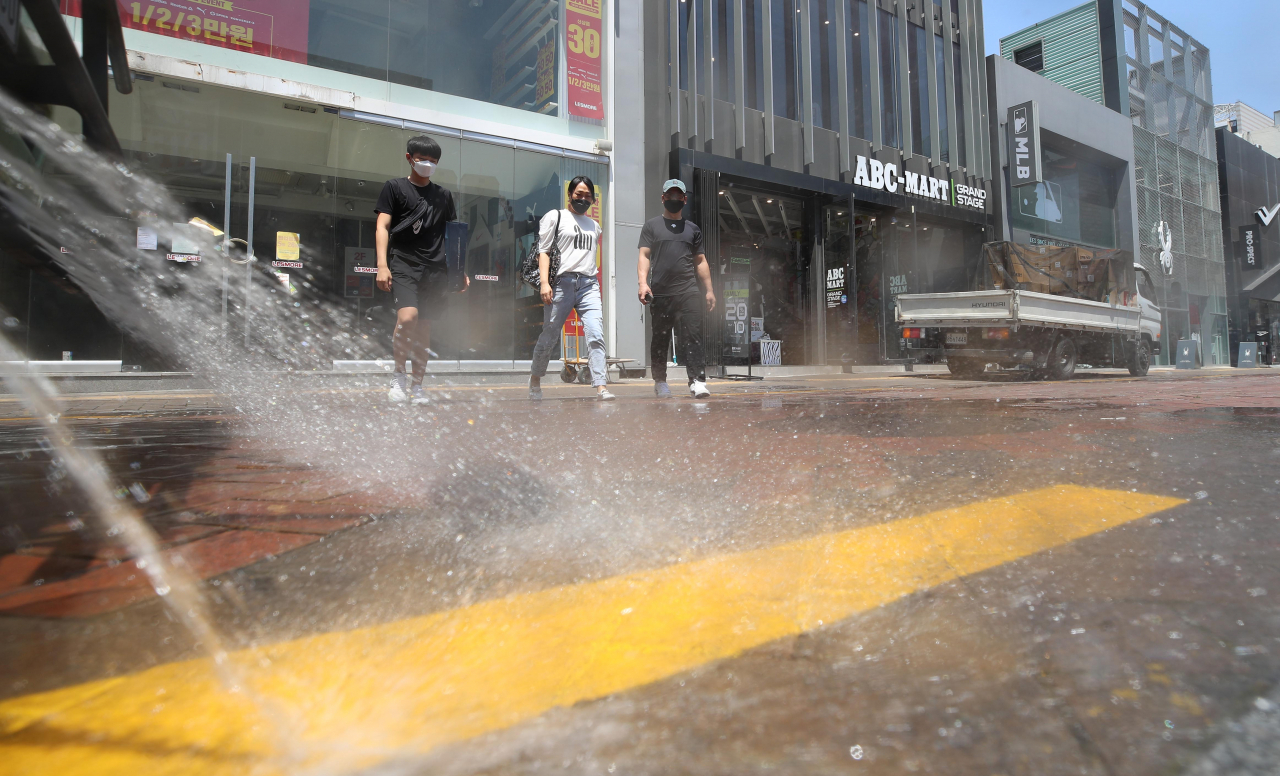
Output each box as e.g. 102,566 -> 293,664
567,23 -> 600,57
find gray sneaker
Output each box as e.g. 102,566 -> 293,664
597,388 -> 616,401
529,378 -> 543,401
654,381 -> 672,398
388,372 -> 409,404
409,385 -> 430,405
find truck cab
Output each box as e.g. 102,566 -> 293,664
1134,264 -> 1163,356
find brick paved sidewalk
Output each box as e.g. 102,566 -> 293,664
2,367 -> 1277,619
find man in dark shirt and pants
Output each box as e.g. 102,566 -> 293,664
637,179 -> 716,398
374,135 -> 467,405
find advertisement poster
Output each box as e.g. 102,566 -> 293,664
565,0 -> 603,123
275,230 -> 300,260
535,41 -> 556,106
343,246 -> 375,299
60,0 -> 309,64
724,278 -> 750,359
825,265 -> 846,309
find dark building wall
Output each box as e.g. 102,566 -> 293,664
1217,127 -> 1280,361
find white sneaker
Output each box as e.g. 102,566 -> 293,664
689,380 -> 710,398
409,385 -> 430,405
388,373 -> 408,404
597,388 -> 616,401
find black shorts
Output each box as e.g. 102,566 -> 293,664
389,255 -> 448,318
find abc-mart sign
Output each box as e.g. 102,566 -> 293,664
849,154 -> 987,212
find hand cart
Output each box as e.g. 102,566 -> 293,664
559,310 -> 636,384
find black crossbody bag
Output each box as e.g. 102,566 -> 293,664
520,210 -> 562,289
390,179 -> 467,291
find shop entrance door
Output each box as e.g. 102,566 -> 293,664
716,188 -> 811,367
849,207 -> 892,363
822,203 -> 855,365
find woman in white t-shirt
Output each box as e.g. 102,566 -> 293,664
529,176 -> 612,400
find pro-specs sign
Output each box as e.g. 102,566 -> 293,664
1240,224 -> 1264,269
1007,101 -> 1042,187
850,154 -> 987,212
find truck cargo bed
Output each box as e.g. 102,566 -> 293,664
896,290 -> 1141,334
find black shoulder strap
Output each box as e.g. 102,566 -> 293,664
389,179 -> 430,237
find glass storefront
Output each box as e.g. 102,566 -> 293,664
62,0 -> 566,117
1008,145 -> 1120,249
709,178 -> 986,369
32,75 -> 606,364
717,188 -> 811,366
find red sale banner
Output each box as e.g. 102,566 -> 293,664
565,0 -> 603,123
60,0 -> 309,64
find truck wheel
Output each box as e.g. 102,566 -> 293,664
1128,339 -> 1151,376
947,357 -> 983,379
1046,337 -> 1077,381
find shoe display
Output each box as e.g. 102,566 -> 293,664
388,373 -> 408,404
654,381 -> 672,398
689,380 -> 710,398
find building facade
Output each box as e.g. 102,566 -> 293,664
1215,102 -> 1280,160
614,0 -> 996,372
1217,127 -> 1280,364
1001,0 -> 1227,365
986,55 -> 1151,325
9,1 -> 614,368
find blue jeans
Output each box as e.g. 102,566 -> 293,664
532,273 -> 607,386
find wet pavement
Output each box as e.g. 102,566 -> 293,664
2,368 -> 1280,775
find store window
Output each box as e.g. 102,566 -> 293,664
105,76 -> 606,363
744,0 -> 766,110
846,0 -> 872,141
1009,147 -> 1120,249
878,8 -> 901,149
316,0 -> 565,115
64,1 -> 567,116
908,22 -> 930,157
772,0 -> 802,121
714,0 -> 736,103
810,0 -> 840,131
953,41 -> 967,167
934,33 -> 949,163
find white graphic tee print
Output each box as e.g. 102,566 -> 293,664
537,209 -> 600,277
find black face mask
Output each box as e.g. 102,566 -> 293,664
570,198 -> 591,214
663,198 -> 684,214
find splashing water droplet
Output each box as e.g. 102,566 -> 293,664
850,745 -> 864,760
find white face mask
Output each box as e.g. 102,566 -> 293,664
412,159 -> 436,178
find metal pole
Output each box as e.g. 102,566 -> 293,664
222,152 -> 231,335
245,156 -> 256,350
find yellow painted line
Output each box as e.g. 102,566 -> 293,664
0,485 -> 1182,775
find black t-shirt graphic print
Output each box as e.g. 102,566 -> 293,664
374,178 -> 457,267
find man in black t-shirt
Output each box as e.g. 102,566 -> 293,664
637,179 -> 716,399
374,135 -> 467,405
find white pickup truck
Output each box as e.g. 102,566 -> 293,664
896,263 -> 1162,380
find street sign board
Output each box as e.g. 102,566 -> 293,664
1007,101 -> 1042,187
1240,224 -> 1263,269
1176,339 -> 1199,369
1238,342 -> 1259,368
